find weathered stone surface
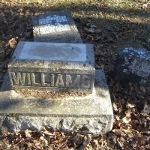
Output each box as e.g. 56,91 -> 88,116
1,41 -> 95,93
32,12 -> 82,43
0,70 -> 113,134
113,47 -> 150,85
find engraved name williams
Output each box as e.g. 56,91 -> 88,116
9,72 -> 92,89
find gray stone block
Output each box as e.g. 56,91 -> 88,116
113,47 -> 150,85
1,41 -> 95,93
32,12 -> 82,43
0,70 -> 113,134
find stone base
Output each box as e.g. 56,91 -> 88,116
0,70 -> 113,134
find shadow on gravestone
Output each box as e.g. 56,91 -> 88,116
113,47 -> 150,85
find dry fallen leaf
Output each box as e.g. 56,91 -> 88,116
84,27 -> 96,33
40,136 -> 48,147
140,86 -> 146,93
113,102 -> 118,112
122,117 -> 131,124
125,109 -> 132,117
25,129 -> 32,138
126,102 -> 135,108
8,37 -> 18,48
143,102 -> 150,114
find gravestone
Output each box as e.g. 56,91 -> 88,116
1,41 -> 95,93
113,47 -> 150,85
32,12 -> 82,43
0,41 -> 113,134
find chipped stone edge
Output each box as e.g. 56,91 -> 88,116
0,70 -> 114,134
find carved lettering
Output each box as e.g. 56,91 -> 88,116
10,72 -> 26,85
10,72 -> 92,90
41,73 -> 50,86
71,75 -> 80,88
51,74 -> 54,86
39,15 -> 70,34
66,74 -> 72,87
39,15 -> 68,25
81,75 -> 91,88
39,25 -> 70,34
31,73 -> 41,86
55,74 -> 64,87
27,73 -> 31,86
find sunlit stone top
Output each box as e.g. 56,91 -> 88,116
19,42 -> 86,62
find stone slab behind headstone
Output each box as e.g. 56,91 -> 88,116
0,70 -> 113,134
1,41 -> 95,93
113,47 -> 150,85
32,12 -> 82,43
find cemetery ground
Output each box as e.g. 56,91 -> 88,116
0,0 -> 150,149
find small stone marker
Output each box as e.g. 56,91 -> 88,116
32,12 -> 82,43
113,47 -> 150,85
1,41 -> 95,93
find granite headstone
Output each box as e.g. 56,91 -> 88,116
32,12 -> 82,43
1,41 -> 95,93
113,47 -> 150,85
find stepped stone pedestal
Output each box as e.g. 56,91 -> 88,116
32,12 -> 82,43
0,41 -> 113,134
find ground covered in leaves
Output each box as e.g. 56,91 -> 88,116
0,0 -> 150,149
